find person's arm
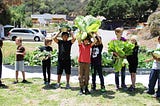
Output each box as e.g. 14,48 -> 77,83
70,31 -> 76,44
53,31 -> 61,43
91,33 -> 97,47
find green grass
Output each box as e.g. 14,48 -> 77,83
0,78 -> 160,106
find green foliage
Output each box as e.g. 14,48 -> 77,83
3,54 -> 15,65
0,2 -> 11,25
74,15 -> 101,40
23,17 -> 33,27
9,4 -> 25,27
86,0 -> 159,21
24,49 -> 58,66
102,52 -> 113,67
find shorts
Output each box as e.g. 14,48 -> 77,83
128,64 -> 137,73
57,60 -> 71,75
15,61 -> 24,71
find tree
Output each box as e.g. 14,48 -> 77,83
85,0 -> 159,21
0,1 -> 11,25
9,4 -> 25,27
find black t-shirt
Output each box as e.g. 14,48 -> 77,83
39,46 -> 53,61
91,44 -> 103,65
16,45 -> 25,61
58,40 -> 72,61
127,45 -> 139,65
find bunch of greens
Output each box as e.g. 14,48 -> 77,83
58,22 -> 72,32
108,40 -> 135,72
147,48 -> 160,58
74,15 -> 101,40
33,50 -> 52,61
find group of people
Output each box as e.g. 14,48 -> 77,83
0,27 -> 159,98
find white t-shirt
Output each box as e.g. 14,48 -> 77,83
152,44 -> 160,69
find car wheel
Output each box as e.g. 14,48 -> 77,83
34,36 -> 40,41
12,36 -> 17,41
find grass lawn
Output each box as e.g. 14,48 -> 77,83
0,78 -> 159,106
2,41 -> 58,59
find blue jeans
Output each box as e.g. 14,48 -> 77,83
91,65 -> 104,88
115,66 -> 126,87
148,69 -> 160,96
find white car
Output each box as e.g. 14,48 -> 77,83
8,28 -> 45,41
30,28 -> 47,37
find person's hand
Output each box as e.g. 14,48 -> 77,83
59,28 -> 62,33
145,58 -> 152,62
67,27 -> 71,32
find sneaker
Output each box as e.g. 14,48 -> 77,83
54,83 -> 60,89
115,85 -> 120,91
144,90 -> 155,95
121,85 -> 127,90
0,83 -> 6,87
79,88 -> 84,95
85,88 -> 91,95
13,80 -> 18,84
101,86 -> 106,92
128,85 -> 135,92
152,94 -> 160,98
66,83 -> 71,89
22,80 -> 28,83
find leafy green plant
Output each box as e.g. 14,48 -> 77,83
3,54 -> 15,65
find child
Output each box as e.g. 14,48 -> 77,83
78,34 -> 97,95
53,31 -> 76,89
39,38 -> 53,85
145,36 -> 160,98
14,37 -> 27,83
127,35 -> 139,91
0,39 -> 5,86
91,35 -> 106,92
113,27 -> 127,90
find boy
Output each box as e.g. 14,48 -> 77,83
39,38 -> 53,85
14,37 -> 27,83
145,36 -> 160,98
53,31 -> 75,89
91,35 -> 106,92
113,27 -> 127,90
78,34 -> 97,95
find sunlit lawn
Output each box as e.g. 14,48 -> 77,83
0,78 -> 159,106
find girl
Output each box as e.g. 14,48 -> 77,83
127,35 -> 139,91
39,38 -> 53,85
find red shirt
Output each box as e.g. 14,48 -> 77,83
78,43 -> 91,63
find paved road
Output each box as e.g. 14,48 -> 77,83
2,65 -> 154,88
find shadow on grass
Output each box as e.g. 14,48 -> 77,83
119,83 -> 147,96
91,89 -> 115,99
0,84 -> 9,89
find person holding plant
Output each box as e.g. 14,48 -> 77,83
39,38 -> 53,85
78,34 -> 97,95
53,30 -> 76,89
113,27 -> 127,90
145,36 -> 160,98
126,35 -> 139,91
91,35 -> 106,92
0,39 -> 5,87
14,37 -> 27,84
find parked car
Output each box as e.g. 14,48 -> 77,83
8,28 -> 45,41
31,28 -> 47,37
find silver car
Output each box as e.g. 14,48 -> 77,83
8,28 -> 45,41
